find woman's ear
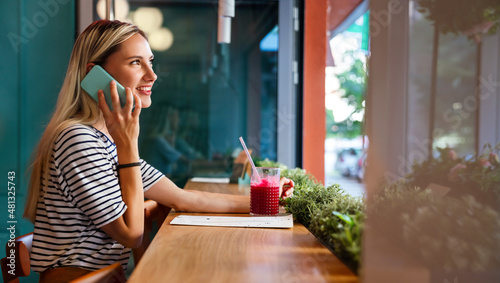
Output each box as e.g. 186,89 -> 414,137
85,63 -> 96,74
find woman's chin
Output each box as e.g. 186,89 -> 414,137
139,97 -> 152,108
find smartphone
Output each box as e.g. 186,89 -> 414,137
81,65 -> 133,110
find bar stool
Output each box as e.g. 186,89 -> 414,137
1,201 -> 170,282
69,263 -> 126,283
1,232 -> 33,283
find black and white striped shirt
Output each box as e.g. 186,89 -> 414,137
31,124 -> 164,272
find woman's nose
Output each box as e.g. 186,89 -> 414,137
145,65 -> 157,82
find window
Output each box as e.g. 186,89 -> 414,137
408,0 -> 478,158
86,0 -> 299,187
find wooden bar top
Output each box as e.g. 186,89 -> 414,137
128,180 -> 358,283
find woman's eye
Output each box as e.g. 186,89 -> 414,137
131,60 -> 140,65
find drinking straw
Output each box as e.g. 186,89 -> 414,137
239,137 -> 260,180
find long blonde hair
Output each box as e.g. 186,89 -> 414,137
24,20 -> 147,223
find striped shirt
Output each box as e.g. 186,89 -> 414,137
31,124 -> 164,272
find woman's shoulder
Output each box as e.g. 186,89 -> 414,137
55,124 -> 99,146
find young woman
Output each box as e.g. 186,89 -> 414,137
24,20 -> 293,282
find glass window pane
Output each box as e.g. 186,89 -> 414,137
408,0 -> 478,158
118,1 -> 280,187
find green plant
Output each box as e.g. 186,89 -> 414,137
368,184 -> 437,246
257,140 -> 500,275
256,159 -> 365,272
369,182 -> 500,272
402,195 -> 500,272
405,144 -> 500,203
285,183 -> 345,224
309,208 -> 364,270
326,54 -> 366,139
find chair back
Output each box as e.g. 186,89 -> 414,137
229,149 -> 253,183
1,232 -> 34,283
69,263 -> 126,283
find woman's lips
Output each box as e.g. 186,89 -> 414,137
136,86 -> 152,95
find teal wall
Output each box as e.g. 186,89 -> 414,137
0,0 -> 75,281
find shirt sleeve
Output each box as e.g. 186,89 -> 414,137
140,158 -> 164,192
54,126 -> 125,228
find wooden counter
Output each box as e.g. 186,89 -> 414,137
128,180 -> 358,283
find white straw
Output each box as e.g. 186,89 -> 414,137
239,137 -> 260,180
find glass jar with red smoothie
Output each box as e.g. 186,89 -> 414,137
250,167 -> 280,216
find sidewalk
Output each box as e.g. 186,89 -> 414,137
325,173 -> 365,198
325,137 -> 365,198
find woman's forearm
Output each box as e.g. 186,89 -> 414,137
112,145 -> 144,247
144,177 -> 250,214
178,190 -> 250,213
118,166 -> 144,231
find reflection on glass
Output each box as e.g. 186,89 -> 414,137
366,1 -> 500,282
408,0 -> 478,159
120,2 -> 280,187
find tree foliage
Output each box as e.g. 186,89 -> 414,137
326,52 -> 366,139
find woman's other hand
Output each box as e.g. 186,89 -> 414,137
279,177 -> 294,201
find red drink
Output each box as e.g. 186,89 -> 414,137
250,178 -> 280,216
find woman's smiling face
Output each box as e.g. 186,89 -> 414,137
102,33 -> 157,108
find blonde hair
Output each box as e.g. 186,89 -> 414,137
24,20 -> 147,223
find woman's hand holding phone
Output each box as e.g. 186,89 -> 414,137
98,81 -> 142,163
81,65 -> 132,110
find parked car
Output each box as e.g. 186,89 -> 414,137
335,148 -> 363,177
